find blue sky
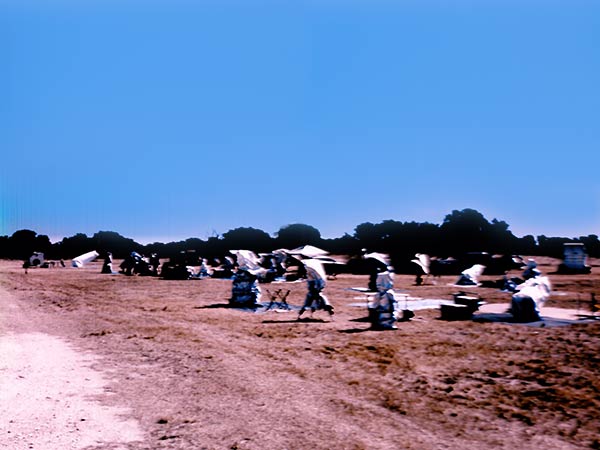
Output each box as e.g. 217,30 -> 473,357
1,0 -> 599,243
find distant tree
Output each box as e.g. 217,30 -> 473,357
354,222 -> 382,252
0,230 -> 51,259
8,230 -> 48,260
579,234 -> 600,258
377,220 -> 404,251
222,227 -> 273,253
321,233 -> 360,255
3,210 -> 595,264
153,238 -> 204,262
488,218 -> 519,254
537,235 -> 574,258
91,231 -> 141,259
142,241 -> 170,258
172,238 -> 208,260
55,233 -> 93,259
275,224 -> 322,249
352,220 -> 439,271
411,222 -> 441,255
183,237 -> 205,248
202,236 -> 228,260
440,209 -> 514,255
0,235 -> 9,258
515,235 -> 538,255
34,234 -> 52,255
440,209 -> 488,252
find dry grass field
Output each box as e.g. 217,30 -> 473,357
1,257 -> 599,449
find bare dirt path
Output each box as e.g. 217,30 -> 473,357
0,282 -> 144,450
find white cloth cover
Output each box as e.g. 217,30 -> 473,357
230,250 -> 261,271
455,264 -> 486,286
72,250 -> 99,268
511,275 -> 552,322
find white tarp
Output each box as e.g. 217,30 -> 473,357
455,264 -> 486,286
515,276 -> 552,305
289,245 -> 329,259
230,249 -> 262,272
72,250 -> 99,268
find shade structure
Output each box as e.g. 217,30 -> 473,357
289,245 -> 329,259
364,252 -> 390,269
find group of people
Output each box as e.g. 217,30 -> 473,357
506,259 -> 552,322
101,248 -> 552,328
226,249 -> 337,321
116,252 -> 161,276
228,249 -> 401,330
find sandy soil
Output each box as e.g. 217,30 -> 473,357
0,257 -> 599,449
0,332 -> 143,450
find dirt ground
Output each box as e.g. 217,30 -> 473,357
1,257 -> 599,450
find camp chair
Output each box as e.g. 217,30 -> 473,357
265,289 -> 291,311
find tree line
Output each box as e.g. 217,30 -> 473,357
1,209 -> 598,270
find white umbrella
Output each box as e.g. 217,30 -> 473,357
364,252 -> 390,269
289,245 -> 329,259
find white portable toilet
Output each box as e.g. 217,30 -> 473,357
560,243 -> 591,273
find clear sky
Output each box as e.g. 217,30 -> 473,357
2,0 -> 599,244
